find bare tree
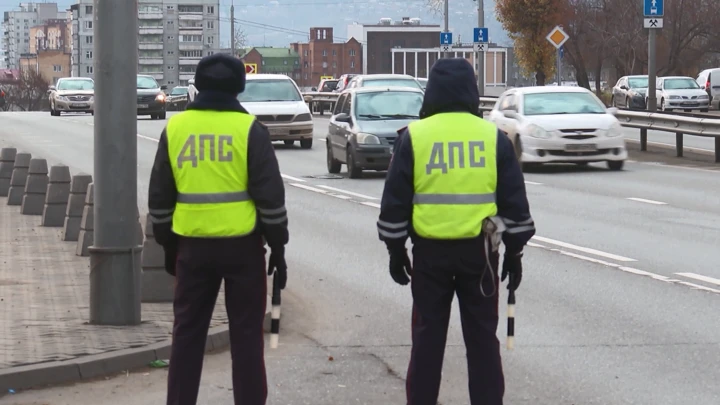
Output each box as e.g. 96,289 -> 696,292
233,29 -> 248,56
5,68 -> 49,111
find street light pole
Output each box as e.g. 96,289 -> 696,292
443,0 -> 449,58
89,0 -> 142,325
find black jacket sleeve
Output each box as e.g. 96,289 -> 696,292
246,120 -> 288,249
148,129 -> 178,247
377,128 -> 414,249
495,129 -> 535,254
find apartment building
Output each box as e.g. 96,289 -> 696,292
0,49 -> 6,69
70,0 -> 220,86
2,3 -> 66,70
18,19 -> 72,84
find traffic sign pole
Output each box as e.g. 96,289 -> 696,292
545,25 -> 569,86
644,0 -> 663,112
476,0 -> 485,96
443,0 -> 449,58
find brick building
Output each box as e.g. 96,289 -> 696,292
346,17 -> 440,76
240,47 -> 301,80
19,18 -> 71,85
290,27 -> 362,88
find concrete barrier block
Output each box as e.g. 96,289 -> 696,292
0,147 -> 17,196
21,158 -> 49,215
42,165 -> 72,227
63,174 -> 92,241
76,183 -> 94,256
7,152 -> 31,205
141,214 -> 174,303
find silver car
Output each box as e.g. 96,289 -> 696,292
654,76 -> 710,112
48,77 -> 95,116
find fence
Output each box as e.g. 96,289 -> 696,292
302,92 -> 720,163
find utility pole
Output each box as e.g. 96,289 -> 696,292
477,0 -> 484,96
443,0 -> 449,58
230,0 -> 235,56
89,0 -> 141,326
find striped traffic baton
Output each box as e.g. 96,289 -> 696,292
506,285 -> 516,350
269,274 -> 282,349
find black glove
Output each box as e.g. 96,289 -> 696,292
501,252 -> 523,291
388,246 -> 412,286
163,244 -> 178,276
268,246 -> 288,290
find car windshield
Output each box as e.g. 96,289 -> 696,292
355,91 -> 423,120
628,78 -> 648,88
663,78 -> 700,90
361,78 -> 422,89
237,79 -> 302,102
137,76 -> 159,89
523,92 -> 606,115
171,87 -> 188,95
57,79 -> 94,91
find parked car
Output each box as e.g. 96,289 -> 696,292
611,75 -> 648,110
695,68 -> 720,109
48,77 -> 95,116
238,74 -> 314,149
167,86 -> 189,111
654,76 -> 709,112
346,74 -> 424,91
314,78 -> 339,114
487,86 -> 627,171
417,77 -> 428,90
333,74 -> 357,93
136,75 -> 167,120
326,86 -> 423,178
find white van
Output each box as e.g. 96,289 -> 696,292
695,68 -> 720,109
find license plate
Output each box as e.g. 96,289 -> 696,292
71,103 -> 88,107
138,104 -> 148,109
565,143 -> 597,152
269,128 -> 289,136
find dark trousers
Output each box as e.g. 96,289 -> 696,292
406,242 -> 504,405
166,235 -> 268,405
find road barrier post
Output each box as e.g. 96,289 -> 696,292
0,147 -> 17,196
42,165 -> 72,227
7,153 -> 31,205
21,158 -> 49,215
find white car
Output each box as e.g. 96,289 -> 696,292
238,74 -> 314,149
654,76 -> 709,112
487,86 -> 627,171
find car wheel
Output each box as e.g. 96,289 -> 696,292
159,112 -> 166,120
346,146 -> 362,179
284,140 -> 295,146
326,142 -> 341,174
607,160 -> 624,171
300,138 -> 313,149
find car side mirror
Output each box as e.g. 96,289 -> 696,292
620,85 -> 628,90
160,85 -> 167,90
335,113 -> 352,123
607,107 -> 619,115
303,95 -> 313,103
502,109 -> 519,120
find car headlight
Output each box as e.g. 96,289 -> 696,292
525,124 -> 552,139
698,94 -> 710,99
356,132 -> 380,145
89,96 -> 94,102
294,113 -> 312,122
156,94 -> 165,102
56,95 -> 68,101
601,122 -> 623,137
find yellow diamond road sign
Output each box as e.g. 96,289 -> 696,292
546,25 -> 569,49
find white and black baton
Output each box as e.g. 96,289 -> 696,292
506,286 -> 516,350
269,274 -> 282,349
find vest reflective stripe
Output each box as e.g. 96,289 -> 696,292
409,112 -> 498,240
167,110 -> 257,237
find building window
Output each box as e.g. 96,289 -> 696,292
207,6 -> 215,13
207,21 -> 214,29
86,51 -> 93,59
332,49 -> 336,56
349,49 -> 356,56
303,61 -> 308,68
332,61 -> 336,69
53,65 -> 62,72
180,50 -> 202,58
304,73 -> 307,79
180,34 -> 202,42
303,50 -> 308,56
350,61 -> 355,68
207,36 -> 214,44
84,21 -> 92,30
322,50 -> 327,56
85,6 -> 93,14
178,5 -> 202,13
283,60 -> 287,65
85,36 -> 93,44
322,62 -> 327,69
294,60 -> 298,65
261,60 -> 265,66
86,65 -> 93,74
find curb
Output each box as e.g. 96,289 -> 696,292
0,294 -> 272,394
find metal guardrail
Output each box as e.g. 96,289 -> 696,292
301,92 -> 720,163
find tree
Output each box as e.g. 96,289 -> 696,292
4,68 -> 49,111
496,0 -> 565,85
232,29 -> 248,56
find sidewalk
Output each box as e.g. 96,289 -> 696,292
0,195 -> 232,392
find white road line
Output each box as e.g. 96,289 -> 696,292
532,235 -> 636,262
281,174 -> 306,182
675,272 -> 720,287
328,193 -> 352,200
360,201 -> 381,208
675,281 -> 720,294
317,138 -> 326,142
626,197 -> 667,205
288,183 -> 325,193
525,181 -> 543,185
138,134 -> 158,143
526,241 -> 546,248
317,185 -> 378,200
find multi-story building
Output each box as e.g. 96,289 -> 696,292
290,28 -> 362,88
2,3 -> 65,70
70,0 -> 220,87
240,47 -> 301,80
347,17 -> 442,76
0,49 -> 6,69
18,19 -> 72,84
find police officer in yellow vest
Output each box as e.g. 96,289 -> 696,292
377,58 -> 536,405
148,54 -> 288,405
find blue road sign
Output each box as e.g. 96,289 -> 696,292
559,46 -> 564,59
440,32 -> 453,45
473,27 -> 489,43
643,0 -> 663,17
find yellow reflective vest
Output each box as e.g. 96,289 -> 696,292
166,110 -> 257,237
408,112 -> 498,239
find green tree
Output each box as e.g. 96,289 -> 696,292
496,0 -> 565,85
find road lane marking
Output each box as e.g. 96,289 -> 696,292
281,174 -> 306,182
288,183 -> 325,193
525,181 -> 543,185
361,201 -> 381,208
317,185 -> 378,200
626,197 -> 667,205
675,273 -> 720,287
531,236 -> 636,262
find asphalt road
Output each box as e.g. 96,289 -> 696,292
1,112 -> 719,404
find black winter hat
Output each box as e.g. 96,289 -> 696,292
194,53 -> 246,94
